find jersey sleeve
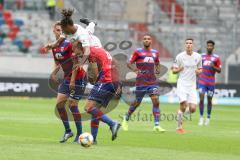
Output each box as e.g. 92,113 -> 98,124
215,57 -> 222,69
172,55 -> 181,68
129,50 -> 139,63
197,55 -> 202,69
155,51 -> 160,64
78,33 -> 90,47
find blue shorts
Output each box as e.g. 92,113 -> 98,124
198,83 -> 215,97
88,82 -> 120,107
58,78 -> 87,100
135,85 -> 159,102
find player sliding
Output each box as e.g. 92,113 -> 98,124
49,22 -> 87,143
172,38 -> 202,134
121,34 -> 166,132
198,40 -> 221,126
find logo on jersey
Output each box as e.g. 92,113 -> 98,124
55,53 -> 64,60
143,57 -> 154,63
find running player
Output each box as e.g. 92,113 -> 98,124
198,40 -> 221,126
49,22 -> 87,143
172,38 -> 202,134
121,34 -> 166,132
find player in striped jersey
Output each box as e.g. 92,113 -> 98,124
198,40 -> 221,126
121,34 -> 166,132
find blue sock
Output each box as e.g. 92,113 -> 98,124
101,114 -> 115,127
199,100 -> 204,117
57,107 -> 71,133
207,102 -> 212,119
152,105 -> 160,126
70,106 -> 82,135
91,117 -> 100,141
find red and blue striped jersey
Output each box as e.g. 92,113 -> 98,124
129,48 -> 160,86
198,53 -> 221,86
88,47 -> 118,83
52,39 -> 86,80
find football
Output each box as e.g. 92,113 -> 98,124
78,132 -> 94,147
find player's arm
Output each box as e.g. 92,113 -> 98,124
88,62 -> 98,84
195,56 -> 203,75
155,51 -> 161,74
45,35 -> 65,50
127,51 -> 138,73
171,56 -> 183,74
69,53 -> 78,91
212,57 -> 221,73
51,61 -> 60,83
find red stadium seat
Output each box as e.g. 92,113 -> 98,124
9,24 -> 20,33
7,31 -> 17,40
3,11 -> 12,19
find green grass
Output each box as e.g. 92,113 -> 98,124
0,97 -> 240,160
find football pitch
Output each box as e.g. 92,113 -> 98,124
0,97 -> 239,160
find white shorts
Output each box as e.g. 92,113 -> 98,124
177,84 -> 197,104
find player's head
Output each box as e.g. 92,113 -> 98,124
142,34 -> 152,49
60,8 -> 74,35
53,21 -> 62,39
206,40 -> 215,54
73,42 -> 84,56
185,38 -> 194,52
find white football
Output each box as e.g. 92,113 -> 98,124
78,132 -> 94,147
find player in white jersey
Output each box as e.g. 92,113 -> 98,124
45,9 -> 102,62
172,38 -> 202,134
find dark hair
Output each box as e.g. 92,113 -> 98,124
207,40 -> 215,46
60,8 -> 74,27
185,38 -> 194,42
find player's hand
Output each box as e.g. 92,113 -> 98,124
115,85 -> 122,98
50,74 -> 58,83
155,70 -> 160,75
69,81 -> 75,91
195,69 -> 202,75
44,43 -> 53,51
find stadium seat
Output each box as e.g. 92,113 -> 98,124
3,11 -> 12,19
0,18 -> 4,25
12,38 -> 23,48
14,19 -> 24,27
0,37 -> 3,45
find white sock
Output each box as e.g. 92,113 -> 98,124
177,110 -> 183,128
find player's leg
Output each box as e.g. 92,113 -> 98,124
176,86 -> 188,133
91,116 -> 100,144
56,95 -> 74,143
85,82 -> 121,141
122,86 -> 145,131
150,94 -> 166,132
205,86 -> 215,125
68,79 -> 86,143
198,84 -> 206,125
57,82 -> 73,143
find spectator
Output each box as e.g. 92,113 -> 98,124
46,0 -> 56,20
16,0 -> 25,10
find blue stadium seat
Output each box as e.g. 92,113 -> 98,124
14,19 -> 24,27
0,18 -> 5,25
12,38 -> 23,48
0,38 -> 3,45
